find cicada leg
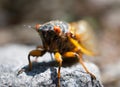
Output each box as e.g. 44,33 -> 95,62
77,53 -> 96,79
63,51 -> 96,80
28,49 -> 45,71
33,45 -> 44,62
54,52 -> 63,87
67,36 -> 96,79
17,49 -> 45,75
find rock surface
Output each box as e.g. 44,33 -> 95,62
0,44 -> 103,87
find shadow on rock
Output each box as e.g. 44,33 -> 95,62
15,58 -> 103,87
18,57 -> 79,76
18,61 -> 58,76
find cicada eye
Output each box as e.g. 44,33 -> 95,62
54,26 -> 61,34
35,24 -> 41,31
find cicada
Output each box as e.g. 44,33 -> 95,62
21,20 -> 97,87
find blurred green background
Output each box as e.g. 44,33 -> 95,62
0,0 -> 120,87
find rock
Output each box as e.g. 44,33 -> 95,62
0,44 -> 103,87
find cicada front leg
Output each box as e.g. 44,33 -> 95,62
17,48 -> 45,75
54,52 -> 63,87
33,45 -> 44,62
28,49 -> 45,71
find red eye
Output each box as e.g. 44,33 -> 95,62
54,26 -> 61,33
35,24 -> 41,31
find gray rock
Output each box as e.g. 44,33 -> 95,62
0,44 -> 103,87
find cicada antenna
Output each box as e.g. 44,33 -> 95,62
23,25 -> 36,30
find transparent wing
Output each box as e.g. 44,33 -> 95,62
69,20 -> 98,56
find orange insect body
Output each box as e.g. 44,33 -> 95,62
26,20 -> 97,87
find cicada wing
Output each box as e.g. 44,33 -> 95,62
70,20 -> 98,56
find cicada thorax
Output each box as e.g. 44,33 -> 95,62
69,20 -> 97,55
41,31 -> 75,53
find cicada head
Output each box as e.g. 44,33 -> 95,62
36,21 -> 68,33
34,20 -> 70,46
